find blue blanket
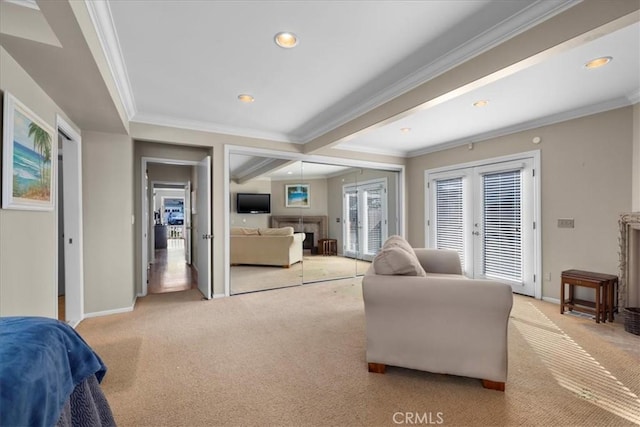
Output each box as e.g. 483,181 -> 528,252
0,317 -> 107,427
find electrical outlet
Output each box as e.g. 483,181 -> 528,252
557,218 -> 574,228
545,273 -> 551,281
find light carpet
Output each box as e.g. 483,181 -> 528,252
76,279 -> 640,426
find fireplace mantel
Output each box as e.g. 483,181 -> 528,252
271,216 -> 328,248
618,212 -> 640,308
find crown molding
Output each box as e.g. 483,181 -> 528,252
297,0 -> 580,143
4,0 -> 39,10
407,96 -> 633,157
84,0 -> 136,119
628,89 -> 640,105
132,113 -> 299,144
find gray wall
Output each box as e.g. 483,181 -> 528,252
82,131 -> 135,314
406,107 -> 634,300
0,47 -> 79,317
270,178 -> 329,217
633,103 -> 640,212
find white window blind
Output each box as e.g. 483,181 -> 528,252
366,189 -> 383,255
435,177 -> 464,267
483,170 -> 522,282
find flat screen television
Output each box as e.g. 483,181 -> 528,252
236,193 -> 271,214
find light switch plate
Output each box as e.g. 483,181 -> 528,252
558,218 -> 575,228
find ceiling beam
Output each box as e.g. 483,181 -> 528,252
302,0 -> 640,155
235,159 -> 295,184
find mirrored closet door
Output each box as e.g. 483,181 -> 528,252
228,151 -> 401,294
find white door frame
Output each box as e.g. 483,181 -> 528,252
140,157 -> 204,296
424,150 -> 541,299
55,115 -> 84,327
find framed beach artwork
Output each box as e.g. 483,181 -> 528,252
285,184 -> 310,208
2,93 -> 56,210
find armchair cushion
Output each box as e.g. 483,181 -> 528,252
373,246 -> 426,277
230,227 -> 260,236
382,235 -> 417,256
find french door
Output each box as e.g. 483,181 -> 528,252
427,157 -> 537,296
343,179 -> 388,261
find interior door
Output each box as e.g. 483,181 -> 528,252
196,156 -> 212,299
61,136 -> 82,324
184,181 -> 192,265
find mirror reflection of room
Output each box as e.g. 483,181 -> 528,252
228,153 -> 400,294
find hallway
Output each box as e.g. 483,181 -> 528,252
148,239 -> 195,294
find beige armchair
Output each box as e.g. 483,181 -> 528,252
362,246 -> 513,391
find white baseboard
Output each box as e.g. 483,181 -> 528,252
542,296 -> 560,305
68,319 -> 81,328
84,301 -> 136,318
213,293 -> 226,299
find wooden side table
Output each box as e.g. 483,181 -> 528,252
560,270 -> 618,323
318,238 -> 337,256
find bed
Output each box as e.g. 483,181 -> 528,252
0,316 -> 115,426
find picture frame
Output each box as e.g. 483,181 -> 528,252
2,92 -> 56,210
285,184 -> 310,208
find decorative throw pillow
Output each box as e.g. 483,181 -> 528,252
258,227 -> 294,236
373,246 -> 426,276
383,235 -> 417,257
230,227 -> 260,236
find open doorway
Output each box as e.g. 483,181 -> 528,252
149,183 -> 193,294
140,156 -> 212,299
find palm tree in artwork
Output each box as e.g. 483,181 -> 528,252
28,122 -> 51,186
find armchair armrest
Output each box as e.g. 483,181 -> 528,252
414,248 -> 462,275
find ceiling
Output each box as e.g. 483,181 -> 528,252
0,0 -> 638,164
101,0 -> 639,158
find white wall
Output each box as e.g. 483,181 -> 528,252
406,107 -> 634,300
0,47 -> 80,317
82,131 -> 135,314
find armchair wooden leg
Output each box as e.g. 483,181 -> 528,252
368,363 -> 386,374
482,379 -> 505,391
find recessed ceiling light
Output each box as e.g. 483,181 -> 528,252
237,94 -> 254,103
287,171 -> 293,175
400,127 -> 411,133
584,56 -> 612,69
473,100 -> 489,107
275,32 -> 298,48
